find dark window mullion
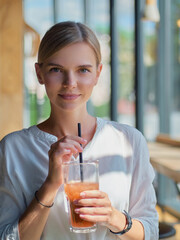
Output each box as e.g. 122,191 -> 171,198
135,0 -> 144,133
158,0 -> 171,133
110,0 -> 118,121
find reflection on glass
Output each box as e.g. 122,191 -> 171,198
54,0 -> 84,22
143,21 -> 159,140
85,0 -> 110,119
23,0 -> 85,126
117,0 -> 135,127
170,0 -> 180,138
24,0 -> 53,126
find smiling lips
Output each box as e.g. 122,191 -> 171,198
58,94 -> 81,100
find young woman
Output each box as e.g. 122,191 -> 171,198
0,21 -> 158,240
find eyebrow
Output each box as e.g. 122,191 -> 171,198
45,63 -> 93,68
46,63 -> 64,67
78,64 -> 93,68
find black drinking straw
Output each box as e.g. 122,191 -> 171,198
78,123 -> 84,181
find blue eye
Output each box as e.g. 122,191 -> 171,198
50,67 -> 61,72
80,68 -> 89,73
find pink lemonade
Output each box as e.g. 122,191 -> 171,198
64,181 -> 99,228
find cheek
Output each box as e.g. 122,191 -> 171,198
43,79 -> 60,98
44,75 -> 61,88
79,75 -> 97,88
80,82 -> 96,96
80,79 -> 96,99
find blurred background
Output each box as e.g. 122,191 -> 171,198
1,0 -> 180,238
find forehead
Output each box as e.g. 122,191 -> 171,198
45,42 -> 97,66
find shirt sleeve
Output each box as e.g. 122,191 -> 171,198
0,220 -> 20,240
0,139 -> 21,240
128,131 -> 159,240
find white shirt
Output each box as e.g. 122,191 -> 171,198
0,118 -> 158,240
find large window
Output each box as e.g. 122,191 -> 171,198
117,0 -> 135,126
24,0 -> 53,126
170,0 -> 180,138
23,0 -> 90,126
23,0 -> 180,222
23,0 -> 135,126
23,0 -> 180,141
79,0 -> 110,119
142,0 -> 180,217
143,21 -> 159,140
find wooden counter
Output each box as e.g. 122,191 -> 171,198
148,142 -> 180,182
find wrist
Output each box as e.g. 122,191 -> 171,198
35,190 -> 54,208
109,210 -> 132,236
108,208 -> 127,233
36,181 -> 58,207
44,177 -> 61,192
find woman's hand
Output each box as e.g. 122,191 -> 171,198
74,190 -> 126,231
45,135 -> 87,190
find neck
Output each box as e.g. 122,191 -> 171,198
38,105 -> 96,140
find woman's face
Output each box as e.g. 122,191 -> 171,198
35,42 -> 102,112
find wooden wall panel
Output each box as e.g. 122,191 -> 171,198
0,0 -> 23,139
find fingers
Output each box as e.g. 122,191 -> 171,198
80,190 -> 107,198
48,135 -> 87,160
46,135 -> 87,187
75,207 -> 112,216
59,135 -> 87,146
76,191 -> 110,207
73,190 -> 113,224
77,213 -> 112,224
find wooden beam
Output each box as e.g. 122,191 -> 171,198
0,0 -> 23,139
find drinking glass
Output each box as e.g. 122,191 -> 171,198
63,161 -> 99,233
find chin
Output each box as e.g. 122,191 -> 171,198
51,99 -> 87,112
58,103 -> 84,112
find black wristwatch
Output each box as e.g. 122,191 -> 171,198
109,210 -> 132,236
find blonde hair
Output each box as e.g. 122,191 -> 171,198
38,21 -> 101,66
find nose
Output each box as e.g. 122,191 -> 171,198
62,71 -> 77,89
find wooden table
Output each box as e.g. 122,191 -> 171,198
148,142 -> 180,219
148,142 -> 180,183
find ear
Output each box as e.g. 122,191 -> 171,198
95,63 -> 103,85
35,63 -> 44,85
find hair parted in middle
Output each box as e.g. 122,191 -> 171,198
38,21 -> 101,66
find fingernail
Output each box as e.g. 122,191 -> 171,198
75,208 -> 80,213
73,200 -> 79,205
65,149 -> 71,153
80,192 -> 86,198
